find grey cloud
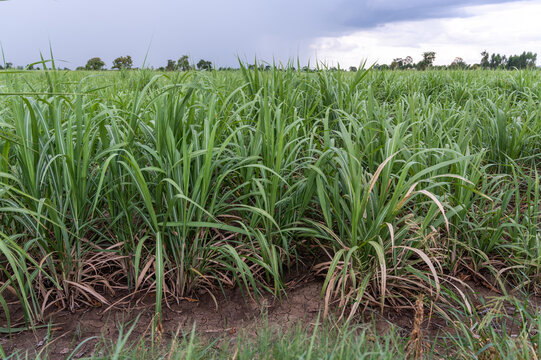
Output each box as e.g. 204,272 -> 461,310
0,0 -> 524,68
303,0 -> 519,33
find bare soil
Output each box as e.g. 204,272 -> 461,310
1,276 -> 326,359
1,274 -> 534,359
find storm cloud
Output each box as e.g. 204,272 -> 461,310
329,0 -> 517,29
0,0 -> 530,68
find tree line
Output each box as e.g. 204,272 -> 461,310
376,50 -> 537,70
0,55 -> 213,71
0,51 -> 537,71
75,55 -> 213,71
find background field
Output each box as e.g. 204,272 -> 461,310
0,66 -> 540,358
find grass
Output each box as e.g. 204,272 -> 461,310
4,298 -> 541,359
4,317 -> 410,359
0,63 -> 540,357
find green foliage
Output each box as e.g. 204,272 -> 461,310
85,57 -> 105,70
165,59 -> 176,71
507,51 -> 537,69
112,55 -> 133,70
490,53 -> 507,69
0,65 -> 540,334
7,297 -> 541,359
177,55 -> 191,71
196,59 -> 212,70
417,51 -> 436,70
391,56 -> 414,70
481,50 -> 490,68
7,317 -> 410,359
164,56 -> 193,71
450,57 -> 468,69
480,51 -> 537,69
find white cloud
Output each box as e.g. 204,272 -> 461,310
309,0 -> 541,67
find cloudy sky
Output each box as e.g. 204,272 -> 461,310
0,0 -> 539,69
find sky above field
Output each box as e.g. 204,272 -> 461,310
0,0 -> 540,69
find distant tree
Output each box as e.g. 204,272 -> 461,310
26,64 -> 35,70
76,66 -> 85,71
401,56 -> 414,69
165,59 -> 177,71
450,57 -> 468,69
404,56 -> 414,66
196,59 -> 212,71
425,52 -> 436,63
5,62 -> 13,69
85,57 -> 105,70
112,55 -> 133,70
158,66 -> 165,71
417,52 -> 436,70
391,56 -> 413,70
177,55 -> 191,71
523,51 -> 537,68
349,66 -> 357,72
390,58 -> 402,69
507,51 -> 537,69
0,65 -> 3,70
480,51 -> 490,68
479,51 -> 536,70
506,54 -> 521,69
489,53 -> 506,69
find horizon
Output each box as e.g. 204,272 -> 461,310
1,0 -> 540,69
